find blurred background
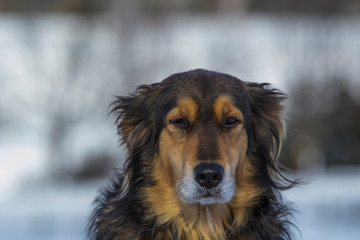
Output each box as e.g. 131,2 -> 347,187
1,0 -> 360,239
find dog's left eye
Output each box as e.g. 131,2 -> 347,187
170,118 -> 189,129
224,117 -> 239,127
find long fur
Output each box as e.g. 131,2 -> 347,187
88,69 -> 297,240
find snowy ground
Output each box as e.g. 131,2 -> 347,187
0,182 -> 101,240
284,169 -> 360,240
0,170 -> 360,240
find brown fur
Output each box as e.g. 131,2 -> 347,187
88,69 -> 296,240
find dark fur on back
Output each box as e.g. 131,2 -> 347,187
88,69 -> 297,240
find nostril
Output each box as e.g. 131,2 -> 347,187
194,163 -> 224,189
212,174 -> 220,181
196,174 -> 206,181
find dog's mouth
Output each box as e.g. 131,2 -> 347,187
178,182 -> 236,205
197,191 -> 225,205
203,193 -> 213,198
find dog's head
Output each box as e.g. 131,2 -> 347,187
112,69 -> 286,205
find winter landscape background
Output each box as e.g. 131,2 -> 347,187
1,1 -> 360,239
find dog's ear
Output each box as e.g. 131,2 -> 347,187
110,84 -> 156,152
246,83 -> 286,160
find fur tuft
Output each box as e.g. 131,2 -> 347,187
88,69 -> 298,240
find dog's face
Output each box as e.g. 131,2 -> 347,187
159,95 -> 248,204
113,69 -> 285,206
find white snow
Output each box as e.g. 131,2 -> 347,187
1,14 -> 360,240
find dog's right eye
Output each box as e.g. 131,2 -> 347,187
170,118 -> 189,129
223,117 -> 240,128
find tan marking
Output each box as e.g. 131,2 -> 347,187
142,95 -> 262,239
213,95 -> 244,125
212,95 -> 248,172
166,97 -> 198,125
230,157 -> 263,227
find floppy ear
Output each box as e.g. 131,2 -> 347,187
246,83 -> 286,160
110,84 -> 155,152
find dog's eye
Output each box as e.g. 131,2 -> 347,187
224,117 -> 239,128
170,118 -> 189,129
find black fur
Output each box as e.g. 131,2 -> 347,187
88,69 -> 297,240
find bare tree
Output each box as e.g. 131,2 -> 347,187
8,17 -> 121,179
275,17 -> 360,169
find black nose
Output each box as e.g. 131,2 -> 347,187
194,163 -> 224,189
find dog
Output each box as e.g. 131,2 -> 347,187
88,69 -> 296,240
